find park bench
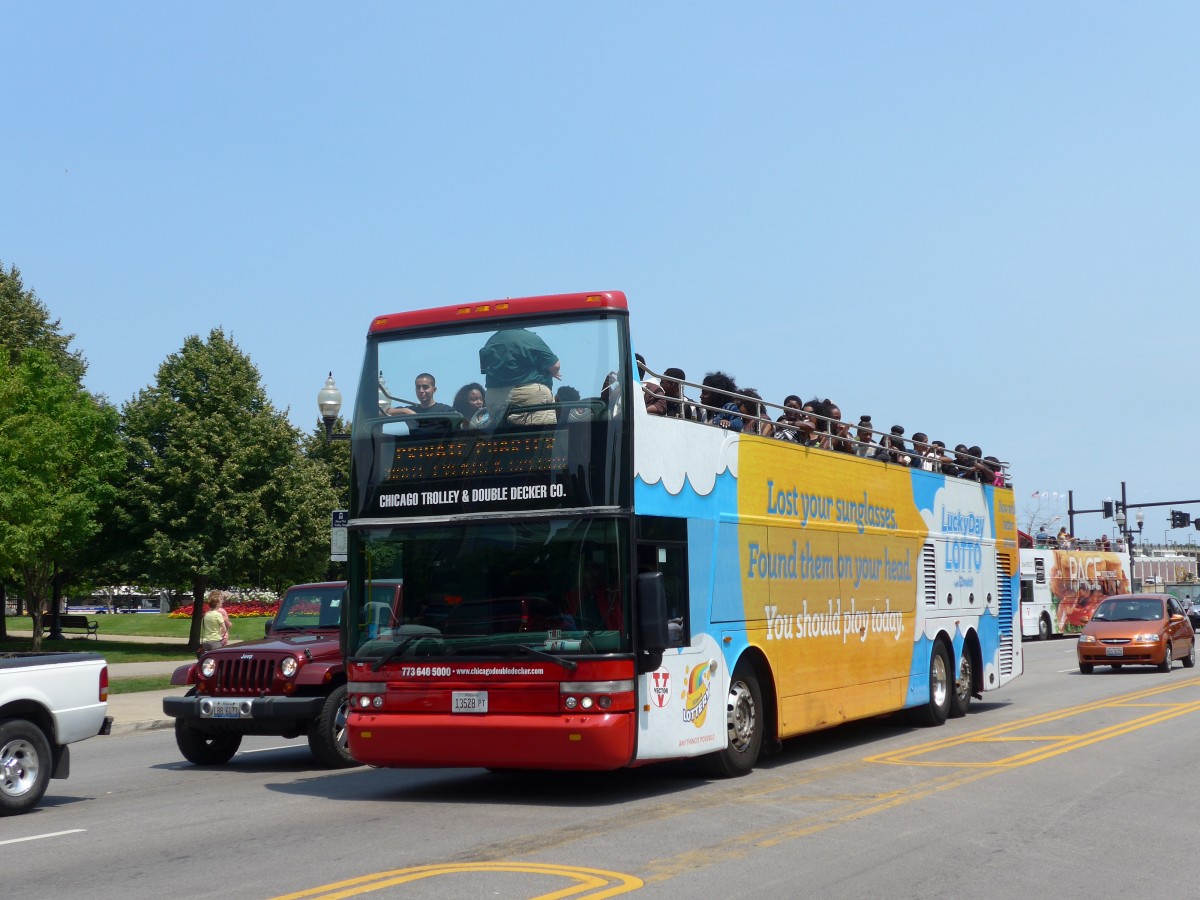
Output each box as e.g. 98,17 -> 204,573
41,614 -> 99,639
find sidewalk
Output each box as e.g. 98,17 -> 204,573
108,689 -> 179,736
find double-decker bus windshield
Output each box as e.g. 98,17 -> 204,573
348,518 -> 630,659
352,314 -> 629,519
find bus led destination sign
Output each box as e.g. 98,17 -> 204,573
384,433 -> 567,482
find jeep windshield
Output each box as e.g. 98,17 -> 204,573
347,518 -> 630,660
271,586 -> 347,630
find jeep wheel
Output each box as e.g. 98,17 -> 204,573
308,685 -> 357,768
174,721 -> 242,765
0,719 -> 52,816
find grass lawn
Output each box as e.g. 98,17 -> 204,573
0,636 -> 194,664
5,614 -> 270,643
110,674 -> 174,694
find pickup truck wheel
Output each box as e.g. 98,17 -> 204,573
307,685 -> 357,768
0,719 -> 52,816
174,721 -> 242,765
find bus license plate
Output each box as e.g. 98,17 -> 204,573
1106,647 -> 1124,657
452,691 -> 487,714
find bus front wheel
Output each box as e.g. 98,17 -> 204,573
1038,615 -> 1051,641
700,663 -> 763,778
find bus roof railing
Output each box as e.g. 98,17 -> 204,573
646,368 -> 1011,484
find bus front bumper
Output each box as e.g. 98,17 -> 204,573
347,711 -> 636,770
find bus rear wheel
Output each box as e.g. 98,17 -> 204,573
909,642 -> 951,727
699,663 -> 763,778
949,649 -> 972,719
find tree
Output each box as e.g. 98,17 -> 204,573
0,351 -> 122,650
118,329 -> 339,649
0,262 -> 86,383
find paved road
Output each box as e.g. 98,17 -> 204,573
7,637 -> 1200,899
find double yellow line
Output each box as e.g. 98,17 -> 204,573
868,676 -> 1200,768
271,862 -> 642,900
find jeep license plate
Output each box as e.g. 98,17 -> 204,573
211,700 -> 244,718
452,691 -> 487,714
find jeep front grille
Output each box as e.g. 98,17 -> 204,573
212,657 -> 277,694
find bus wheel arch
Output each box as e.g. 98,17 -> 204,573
699,651 -> 773,778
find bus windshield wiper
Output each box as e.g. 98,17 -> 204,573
368,634 -> 422,672
517,643 -> 578,672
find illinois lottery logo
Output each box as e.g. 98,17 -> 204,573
682,660 -> 717,728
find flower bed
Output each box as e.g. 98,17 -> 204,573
169,591 -> 281,619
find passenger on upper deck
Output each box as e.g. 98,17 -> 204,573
881,425 -> 911,466
774,395 -> 812,443
738,389 -> 773,437
816,400 -> 853,453
554,384 -> 581,423
479,328 -> 560,426
384,373 -> 455,423
699,372 -> 743,432
452,382 -> 486,426
636,354 -> 668,415
661,367 -> 701,421
853,416 -> 883,459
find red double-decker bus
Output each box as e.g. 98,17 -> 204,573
342,290 -> 1021,776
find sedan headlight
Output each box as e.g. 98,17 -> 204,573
1077,635 -> 1097,644
199,657 -> 217,678
280,656 -> 298,678
1133,633 -> 1162,643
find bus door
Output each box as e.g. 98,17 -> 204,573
634,517 -> 727,760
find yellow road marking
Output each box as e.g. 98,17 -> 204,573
270,862 -> 642,900
867,676 -> 1200,768
276,678 -> 1200,897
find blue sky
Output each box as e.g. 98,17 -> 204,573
5,3 -> 1197,544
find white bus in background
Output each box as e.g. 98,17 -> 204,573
1019,547 -> 1131,640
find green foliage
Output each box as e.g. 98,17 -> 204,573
117,328 -> 340,646
0,351 -> 123,649
0,262 -> 86,383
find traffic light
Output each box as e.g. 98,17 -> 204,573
1170,510 -> 1192,528
1102,500 -> 1114,519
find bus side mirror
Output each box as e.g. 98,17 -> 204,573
636,572 -> 670,655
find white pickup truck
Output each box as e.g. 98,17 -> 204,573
0,651 -> 112,816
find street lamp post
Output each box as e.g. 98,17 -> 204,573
317,372 -> 351,442
1114,509 -> 1144,558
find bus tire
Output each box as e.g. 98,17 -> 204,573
699,663 -> 763,778
949,648 -> 972,719
909,642 -> 951,727
1038,615 -> 1051,641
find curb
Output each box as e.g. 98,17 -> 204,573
112,717 -> 175,737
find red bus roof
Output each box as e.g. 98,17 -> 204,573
368,291 -> 628,334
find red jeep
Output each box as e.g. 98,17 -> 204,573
163,580 -> 401,767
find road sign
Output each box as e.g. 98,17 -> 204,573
330,510 -> 348,562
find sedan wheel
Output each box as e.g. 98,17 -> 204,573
1183,641 -> 1197,669
1158,643 -> 1174,673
